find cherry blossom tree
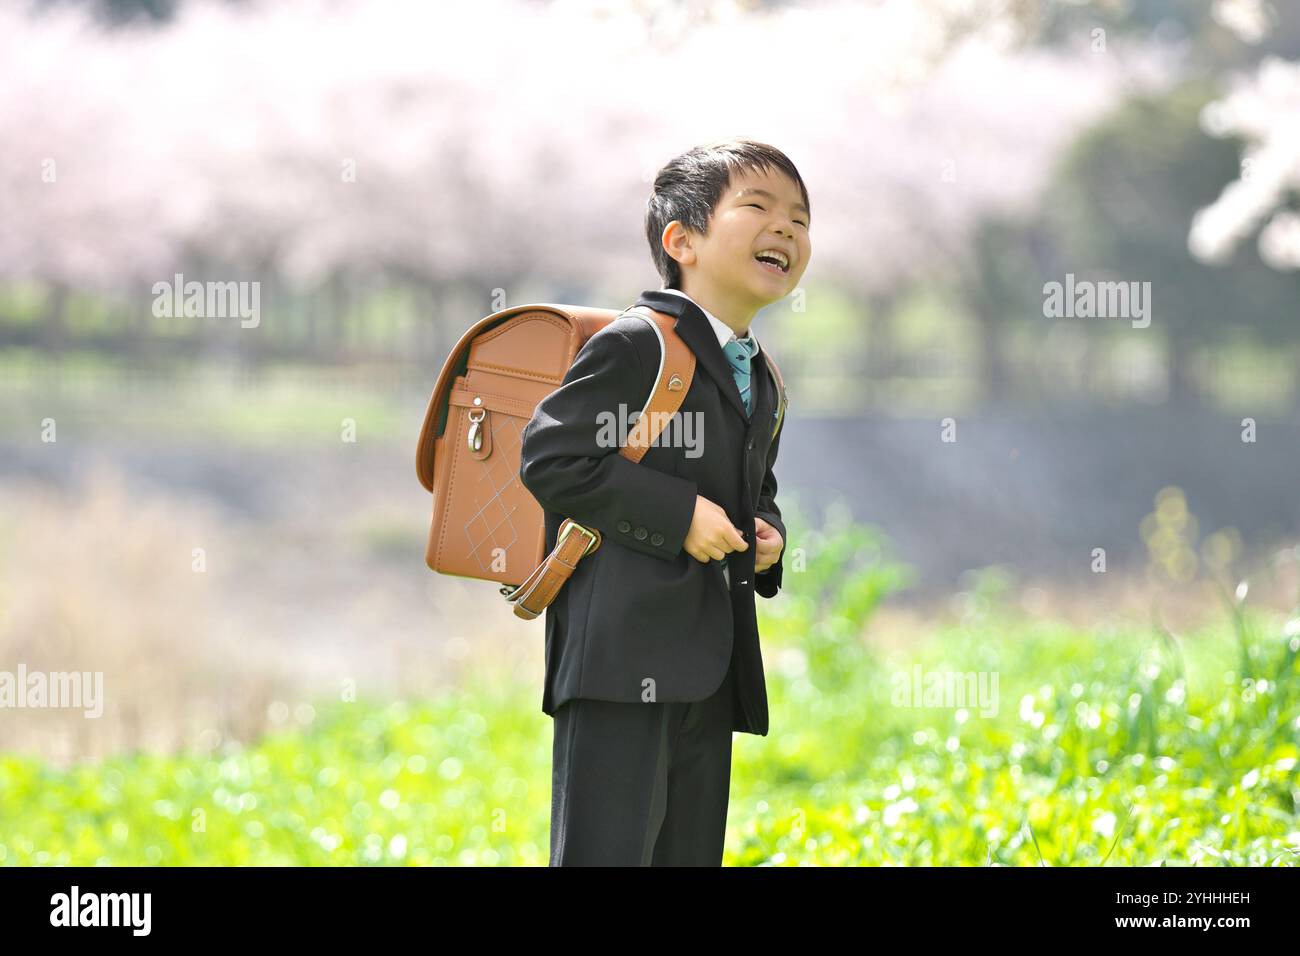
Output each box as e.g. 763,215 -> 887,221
0,0 -> 1176,367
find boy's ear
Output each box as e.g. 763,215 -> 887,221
662,220 -> 696,269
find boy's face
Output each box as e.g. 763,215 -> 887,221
665,165 -> 811,320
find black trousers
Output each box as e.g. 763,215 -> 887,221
549,659 -> 737,866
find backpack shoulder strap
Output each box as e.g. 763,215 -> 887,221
761,349 -> 787,442
616,306 -> 696,464
503,304 -> 699,622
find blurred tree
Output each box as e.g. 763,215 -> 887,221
1042,81 -> 1300,406
1044,2 -> 1300,271
1036,0 -> 1300,66
0,0 -> 1170,376
957,214 -> 1047,404
31,0 -> 183,26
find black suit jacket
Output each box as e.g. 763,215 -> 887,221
518,289 -> 787,735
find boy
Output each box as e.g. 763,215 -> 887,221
518,139 -> 811,866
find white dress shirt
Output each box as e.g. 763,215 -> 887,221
659,288 -> 760,354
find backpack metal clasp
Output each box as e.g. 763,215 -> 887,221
467,406 -> 486,452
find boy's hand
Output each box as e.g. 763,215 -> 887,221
684,495 -> 748,563
754,515 -> 784,573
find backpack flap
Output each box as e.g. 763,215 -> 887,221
417,302 -> 622,585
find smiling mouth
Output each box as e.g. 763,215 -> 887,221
754,251 -> 790,274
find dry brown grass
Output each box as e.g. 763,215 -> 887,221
866,549 -> 1300,655
0,461 -> 283,764
0,451 -> 545,767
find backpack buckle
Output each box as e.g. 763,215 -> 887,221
557,520 -> 600,557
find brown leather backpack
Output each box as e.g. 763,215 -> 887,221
416,301 -> 785,620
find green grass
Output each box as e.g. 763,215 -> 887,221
0,349 -> 411,445
2,510 -> 1298,866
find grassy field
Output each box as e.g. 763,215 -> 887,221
2,515 -> 1297,866
0,349 -> 415,445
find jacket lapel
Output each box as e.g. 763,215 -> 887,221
635,290 -> 750,423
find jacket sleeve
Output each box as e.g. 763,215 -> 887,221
518,322 -> 699,562
754,407 -> 786,599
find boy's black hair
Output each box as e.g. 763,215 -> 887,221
645,138 -> 811,290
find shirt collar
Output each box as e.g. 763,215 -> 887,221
659,288 -> 758,353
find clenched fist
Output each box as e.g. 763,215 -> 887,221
683,495 -> 748,564
754,515 -> 784,573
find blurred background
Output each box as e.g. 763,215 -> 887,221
1,0 -> 1298,865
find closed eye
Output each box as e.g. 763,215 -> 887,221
746,202 -> 808,227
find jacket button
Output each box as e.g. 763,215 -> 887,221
633,526 -> 648,540
650,532 -> 664,546
617,520 -> 631,533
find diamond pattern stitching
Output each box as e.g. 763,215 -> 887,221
463,415 -> 525,572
